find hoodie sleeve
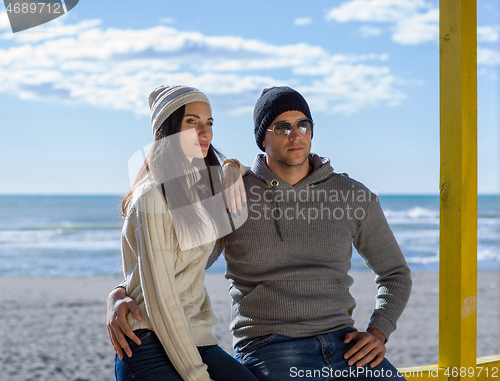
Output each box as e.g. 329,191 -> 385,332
353,196 -> 412,341
205,240 -> 223,270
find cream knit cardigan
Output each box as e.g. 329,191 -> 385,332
121,178 -> 218,381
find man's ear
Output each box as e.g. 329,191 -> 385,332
262,140 -> 266,149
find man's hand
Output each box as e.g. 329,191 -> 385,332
222,162 -> 247,217
343,328 -> 386,368
106,287 -> 143,360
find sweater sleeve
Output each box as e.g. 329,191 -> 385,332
353,196 -> 412,341
132,189 -> 212,381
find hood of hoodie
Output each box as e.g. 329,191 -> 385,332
243,153 -> 339,241
247,153 -> 337,188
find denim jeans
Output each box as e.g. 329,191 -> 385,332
114,329 -> 259,381
234,327 -> 406,381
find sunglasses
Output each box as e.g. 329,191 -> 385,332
267,119 -> 314,138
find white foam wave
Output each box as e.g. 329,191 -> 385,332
0,230 -> 61,243
0,228 -> 121,252
0,240 -> 121,251
385,207 -> 439,219
394,230 -> 439,240
477,248 -> 500,261
478,218 -> 500,226
0,229 -> 120,243
407,256 -> 440,265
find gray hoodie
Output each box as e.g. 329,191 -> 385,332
220,153 -> 412,348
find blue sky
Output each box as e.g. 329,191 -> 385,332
0,0 -> 498,194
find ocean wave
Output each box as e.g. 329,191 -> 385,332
0,229 -> 120,245
406,256 -> 440,265
0,224 -> 120,232
477,218 -> 500,226
0,240 -> 121,251
393,230 -> 440,240
385,208 -> 499,224
0,229 -> 60,243
384,207 -> 439,219
477,248 -> 500,261
386,217 -> 440,225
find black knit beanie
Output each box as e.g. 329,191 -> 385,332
254,86 -> 313,152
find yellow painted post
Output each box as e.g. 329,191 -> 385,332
439,0 -> 477,380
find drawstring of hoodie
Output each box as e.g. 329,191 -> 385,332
270,179 -> 284,242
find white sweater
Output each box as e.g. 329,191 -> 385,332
121,179 -> 218,381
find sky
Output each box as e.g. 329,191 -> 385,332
0,0 -> 498,195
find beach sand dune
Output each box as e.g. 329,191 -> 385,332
1,271 -> 497,380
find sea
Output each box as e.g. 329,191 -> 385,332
0,195 -> 498,277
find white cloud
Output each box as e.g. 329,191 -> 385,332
294,17 -> 312,26
0,19 -> 406,116
327,0 -> 438,45
477,48 -> 500,66
159,17 -> 175,24
478,67 -> 499,81
326,0 -> 433,23
326,0 -> 500,60
359,26 -> 382,38
477,26 -> 499,42
0,11 -> 11,30
299,64 -> 405,114
1,18 -> 102,42
391,8 -> 438,45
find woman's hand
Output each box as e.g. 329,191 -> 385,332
222,162 -> 247,217
106,287 -> 143,360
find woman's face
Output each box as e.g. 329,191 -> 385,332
179,101 -> 213,161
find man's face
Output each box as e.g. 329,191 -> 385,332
262,110 -> 312,169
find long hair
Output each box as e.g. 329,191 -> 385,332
122,104 -> 231,250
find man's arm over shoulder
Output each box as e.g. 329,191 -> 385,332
222,159 -> 248,216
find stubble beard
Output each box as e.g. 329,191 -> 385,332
271,149 -> 310,172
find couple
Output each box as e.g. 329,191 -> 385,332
107,85 -> 412,381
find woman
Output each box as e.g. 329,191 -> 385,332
114,85 -> 255,381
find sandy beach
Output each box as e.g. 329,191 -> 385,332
1,271 -> 498,381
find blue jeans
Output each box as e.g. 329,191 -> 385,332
234,328 -> 406,381
115,329 -> 259,381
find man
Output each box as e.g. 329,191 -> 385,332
108,86 -> 412,380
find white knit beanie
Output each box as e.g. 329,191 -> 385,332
148,85 -> 210,136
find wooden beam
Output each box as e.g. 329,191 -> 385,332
439,0 -> 477,379
398,355 -> 500,380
